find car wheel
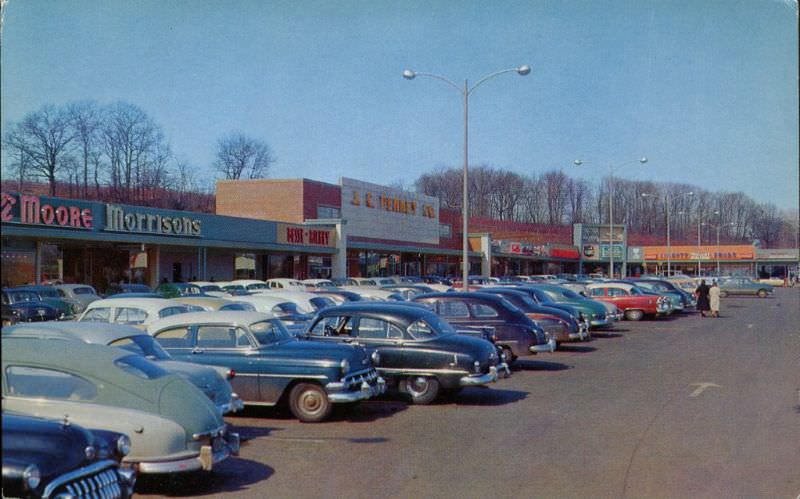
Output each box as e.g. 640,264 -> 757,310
625,309 -> 644,321
403,376 -> 440,405
289,383 -> 332,423
757,289 -> 768,298
719,290 -> 728,298
502,346 -> 516,366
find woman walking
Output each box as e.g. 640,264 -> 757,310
696,279 -> 710,317
709,281 -> 721,318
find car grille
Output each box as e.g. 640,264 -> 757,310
342,368 -> 380,390
48,465 -> 124,499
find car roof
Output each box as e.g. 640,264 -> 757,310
586,282 -> 636,290
3,321 -> 146,344
413,291 -> 509,304
54,283 -> 95,289
86,297 -> 185,311
148,311 -> 275,332
315,302 -> 435,321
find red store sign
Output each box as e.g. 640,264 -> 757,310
1,192 -> 93,229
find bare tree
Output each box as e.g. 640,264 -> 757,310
3,123 -> 33,190
67,101 -> 102,197
213,132 -> 274,180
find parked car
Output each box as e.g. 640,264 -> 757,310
346,288 -> 405,302
265,278 -> 306,290
718,277 -> 775,298
2,337 -> 239,474
638,278 -> 697,309
79,297 -> 192,327
189,281 -> 233,297
103,283 -> 152,297
147,311 -> 386,422
2,288 -> 61,322
478,288 -> 590,345
155,282 -> 205,298
229,294 -> 312,334
585,282 -> 671,320
54,283 -> 101,314
172,295 -> 256,312
520,284 -> 613,329
260,290 -> 338,314
2,412 -> 135,499
305,303 -> 506,404
312,289 -> 364,305
302,279 -> 336,289
2,303 -> 19,327
11,286 -> 75,319
331,277 -> 359,287
626,279 -> 686,311
381,284 -> 436,300
411,292 -> 555,363
4,321 -> 243,415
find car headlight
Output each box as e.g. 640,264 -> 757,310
23,464 -> 41,490
340,359 -> 350,374
473,360 -> 481,373
117,435 -> 131,456
370,351 -> 381,366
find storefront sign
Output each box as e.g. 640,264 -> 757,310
104,204 -> 201,237
340,178 -> 440,245
577,224 -> 626,244
276,224 -> 336,248
599,244 -> 625,259
1,192 -> 93,229
550,247 -> 579,259
756,249 -> 799,260
642,245 -> 755,261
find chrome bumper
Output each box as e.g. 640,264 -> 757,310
327,376 -> 386,403
530,338 -> 557,353
217,393 -> 245,414
589,317 -> 612,328
569,328 -> 589,340
459,366 -> 499,386
135,431 -> 240,474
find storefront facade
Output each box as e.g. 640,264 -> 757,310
1,191 -> 336,293
626,244 -> 758,277
573,223 -> 628,276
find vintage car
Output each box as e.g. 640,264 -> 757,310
79,297 -> 191,327
331,277 -> 359,287
11,286 -> 75,319
189,281 -> 233,297
302,279 -> 336,289
54,283 -> 101,314
411,292 -> 555,363
2,412 -> 135,499
585,282 -> 671,320
147,311 -> 386,422
259,290 -> 337,314
2,303 -> 19,327
346,288 -> 405,302
103,283 -> 152,297
641,278 -> 697,308
172,295 -> 256,312
2,338 -> 239,474
4,321 -> 243,415
520,284 -> 613,329
381,284 -> 437,300
628,279 -> 688,311
305,303 -> 506,404
155,282 -> 205,298
2,288 -> 62,322
312,289 -> 364,305
265,278 -> 306,290
478,288 -> 590,344
718,277 -> 775,298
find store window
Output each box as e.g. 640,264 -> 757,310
317,205 -> 341,219
235,253 -> 256,279
308,256 -> 332,279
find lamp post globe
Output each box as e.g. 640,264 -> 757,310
402,69 -> 416,80
517,65 -> 531,75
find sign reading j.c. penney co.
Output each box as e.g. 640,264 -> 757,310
1,192 -> 93,229
276,223 -> 336,248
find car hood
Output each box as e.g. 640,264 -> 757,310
2,413 -> 96,485
259,339 -> 370,369
157,360 -> 233,408
158,378 -> 224,440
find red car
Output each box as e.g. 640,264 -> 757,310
585,283 -> 670,321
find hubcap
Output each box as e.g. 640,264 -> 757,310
301,391 -> 323,413
408,377 -> 430,396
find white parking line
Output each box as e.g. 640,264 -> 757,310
690,382 -> 721,397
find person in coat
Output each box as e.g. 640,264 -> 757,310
709,281 -> 721,318
695,279 -> 710,317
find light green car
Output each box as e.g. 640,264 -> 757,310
2,337 -> 240,474
718,277 -> 775,298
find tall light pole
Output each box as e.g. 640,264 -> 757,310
708,221 -> 736,275
574,157 -> 648,278
642,191 -> 694,276
403,65 -> 530,290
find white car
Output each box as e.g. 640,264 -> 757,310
302,279 -> 336,289
266,278 -> 307,291
229,279 -> 270,292
79,297 -> 191,327
190,281 -> 233,297
260,290 -> 337,314
346,288 -> 405,302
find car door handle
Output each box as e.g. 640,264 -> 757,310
192,347 -> 204,354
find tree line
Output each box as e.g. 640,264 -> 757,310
2,101 -> 273,210
415,166 -> 798,248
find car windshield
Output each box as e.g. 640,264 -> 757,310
115,354 -> 168,379
309,296 -> 335,311
72,287 -> 97,295
250,320 -> 292,345
360,280 -> 377,286
6,291 -> 41,303
271,302 -> 301,315
247,283 -> 268,290
110,335 -> 172,360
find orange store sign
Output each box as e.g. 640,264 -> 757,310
277,223 -> 336,248
642,245 -> 754,261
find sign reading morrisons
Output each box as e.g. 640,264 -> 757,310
104,204 -> 202,237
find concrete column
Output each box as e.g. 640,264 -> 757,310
480,234 -> 492,277
332,221 -> 347,279
34,240 -> 42,285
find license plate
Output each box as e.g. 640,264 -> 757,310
37,309 -> 46,316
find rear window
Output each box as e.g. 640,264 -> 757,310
309,297 -> 335,311
114,307 -> 148,325
6,366 -> 97,400
272,302 -> 301,315
470,303 -> 499,318
220,302 -> 255,311
439,300 -> 470,318
110,335 -> 171,360
114,355 -> 168,379
81,307 -> 111,322
159,306 -> 190,318
250,320 -> 292,345
73,287 -> 96,295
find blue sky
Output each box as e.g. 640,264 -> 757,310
2,0 -> 798,209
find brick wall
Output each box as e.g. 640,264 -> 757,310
302,179 -> 341,220
216,179 -> 304,223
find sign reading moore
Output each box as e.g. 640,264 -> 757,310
104,204 -> 202,237
1,192 -> 93,229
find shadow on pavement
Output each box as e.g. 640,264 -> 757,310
556,345 -> 597,353
333,399 -> 409,423
444,387 -> 529,406
136,457 -> 273,496
591,332 -> 624,339
512,359 -> 571,371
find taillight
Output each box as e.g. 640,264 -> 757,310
227,369 -> 235,380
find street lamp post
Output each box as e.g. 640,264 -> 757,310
708,221 -> 736,276
403,65 -> 530,290
574,157 -> 648,278
642,191 -> 694,276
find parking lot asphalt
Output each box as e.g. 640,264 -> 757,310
137,288 -> 800,499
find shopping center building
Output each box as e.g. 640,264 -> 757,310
2,178 -> 797,291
